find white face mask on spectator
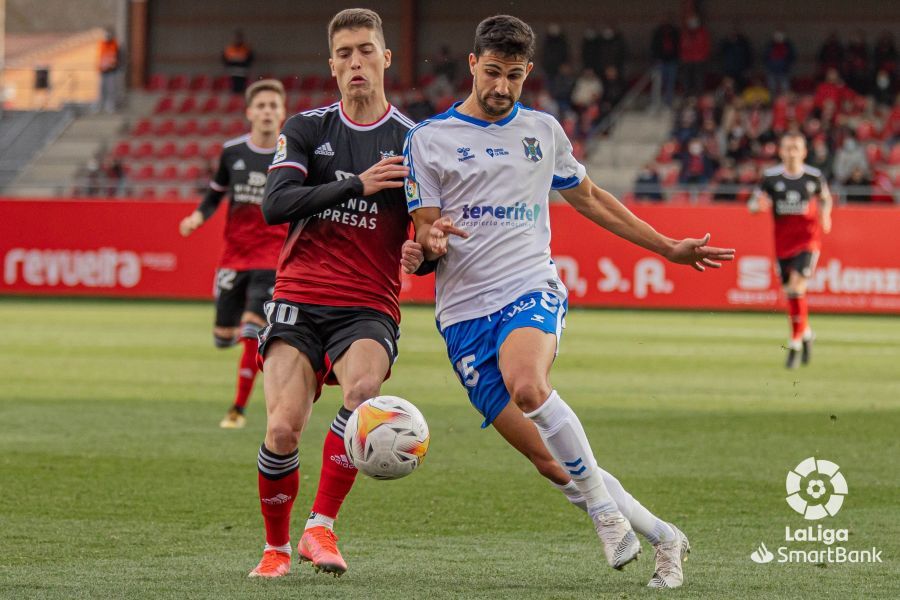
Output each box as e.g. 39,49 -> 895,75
689,142 -> 703,155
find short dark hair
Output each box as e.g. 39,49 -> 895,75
245,78 -> 285,106
473,15 -> 535,61
328,8 -> 385,53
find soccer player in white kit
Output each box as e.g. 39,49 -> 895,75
404,15 -> 734,589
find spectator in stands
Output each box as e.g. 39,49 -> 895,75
534,88 -> 561,120
842,166 -> 873,202
833,132 -> 870,183
679,15 -> 711,96
844,31 -> 870,94
222,29 -> 254,94
597,24 -> 627,79
763,30 -> 796,96
542,23 -> 569,80
548,62 -> 576,114
600,65 -> 626,113
433,45 -> 458,87
741,74 -> 772,107
678,138 -> 718,185
651,15 -> 680,108
406,89 -> 436,123
672,98 -> 700,145
571,68 -> 603,114
814,68 -> 855,109
806,136 -> 834,182
97,27 -> 121,113
873,68 -> 897,109
633,163 -> 663,201
873,31 -> 898,73
714,76 -> 738,110
581,29 -> 603,79
719,26 -> 753,89
724,124 -> 752,162
101,156 -> 126,197
712,160 -> 741,201
817,32 -> 844,79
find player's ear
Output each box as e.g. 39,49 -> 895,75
328,57 -> 336,78
468,53 -> 477,76
383,48 -> 392,69
525,62 -> 534,76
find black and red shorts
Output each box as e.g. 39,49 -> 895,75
257,300 -> 399,399
776,251 -> 819,285
214,269 -> 276,327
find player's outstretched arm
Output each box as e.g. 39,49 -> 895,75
263,156 -> 407,225
559,176 -> 735,272
818,185 -> 833,234
410,207 -> 469,261
180,187 -> 226,236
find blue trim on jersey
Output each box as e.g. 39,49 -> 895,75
403,109 -> 453,183
552,174 -> 581,190
407,199 -> 422,210
448,101 -> 520,128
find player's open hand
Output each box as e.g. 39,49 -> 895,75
427,216 -> 468,257
179,211 -> 203,237
666,233 -> 735,272
359,155 -> 408,196
401,240 -> 425,274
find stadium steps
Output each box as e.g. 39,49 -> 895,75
586,110 -> 672,197
8,112 -> 127,196
0,110 -> 76,192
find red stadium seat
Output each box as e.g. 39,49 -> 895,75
156,141 -> 178,160
178,119 -> 199,136
182,164 -> 203,181
139,186 -> 158,199
132,118 -> 153,136
857,121 -> 876,142
190,75 -> 212,91
200,118 -> 223,137
224,119 -> 247,136
154,96 -> 175,114
300,75 -> 322,91
281,75 -> 300,92
160,164 -> 181,181
865,143 -> 884,165
133,164 -> 156,181
224,95 -> 245,113
656,140 -> 678,163
212,75 -> 230,92
203,142 -> 223,160
162,187 -> 183,199
167,74 -> 189,91
154,119 -> 176,136
292,94 -> 313,113
134,141 -> 154,159
199,95 -> 221,113
146,74 -> 167,92
112,141 -> 131,159
179,142 -> 200,160
177,96 -> 198,114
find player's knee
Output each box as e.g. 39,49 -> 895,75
266,421 -> 301,454
342,374 -> 382,408
508,379 -> 551,413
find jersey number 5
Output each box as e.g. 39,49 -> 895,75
455,354 -> 480,387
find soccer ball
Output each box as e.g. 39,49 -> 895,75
344,396 -> 430,480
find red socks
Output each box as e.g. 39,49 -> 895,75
311,410 -> 358,519
788,295 -> 808,343
234,335 -> 260,411
257,445 -> 299,547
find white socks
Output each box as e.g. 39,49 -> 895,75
305,512 -> 335,531
264,542 -> 292,555
525,391 -> 616,516
597,469 -> 676,544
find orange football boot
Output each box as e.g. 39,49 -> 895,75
298,526 -> 348,576
248,549 -> 291,578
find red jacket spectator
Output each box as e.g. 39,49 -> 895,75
680,22 -> 711,64
814,69 -> 856,109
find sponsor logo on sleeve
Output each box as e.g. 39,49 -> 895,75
273,134 -> 287,163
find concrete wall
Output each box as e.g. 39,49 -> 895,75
6,0 -> 120,33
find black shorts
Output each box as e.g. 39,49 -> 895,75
776,251 -> 819,285
257,300 -> 400,398
214,269 -> 276,327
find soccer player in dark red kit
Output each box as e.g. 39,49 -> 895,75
247,9 -> 425,578
179,79 -> 288,428
749,132 -> 833,369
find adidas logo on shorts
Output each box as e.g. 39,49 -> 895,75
315,142 -> 335,156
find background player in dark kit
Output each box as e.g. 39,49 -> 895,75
179,79 -> 288,428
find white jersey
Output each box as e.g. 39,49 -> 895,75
403,102 -> 586,329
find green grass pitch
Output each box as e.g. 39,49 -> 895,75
1,298 -> 898,599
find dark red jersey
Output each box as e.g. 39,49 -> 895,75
207,135 -> 288,270
757,164 -> 828,258
264,103 -> 416,323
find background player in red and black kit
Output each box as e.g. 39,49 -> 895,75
179,79 -> 288,428
750,132 -> 833,369
247,9 -> 427,578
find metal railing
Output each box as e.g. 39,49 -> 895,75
630,182 -> 898,204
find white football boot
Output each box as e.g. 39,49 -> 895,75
593,510 -> 642,569
647,523 -> 691,588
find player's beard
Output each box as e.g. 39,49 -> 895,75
475,83 -> 516,118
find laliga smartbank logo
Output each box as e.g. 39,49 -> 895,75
750,457 -> 883,565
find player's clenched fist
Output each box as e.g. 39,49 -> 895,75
426,216 -> 468,257
179,211 -> 204,237
358,155 -> 408,196
400,240 -> 425,274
